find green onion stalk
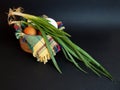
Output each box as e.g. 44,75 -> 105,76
8,7 -> 112,80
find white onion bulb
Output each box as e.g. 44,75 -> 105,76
46,18 -> 58,28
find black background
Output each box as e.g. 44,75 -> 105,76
0,0 -> 120,90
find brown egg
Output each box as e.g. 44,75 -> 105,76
23,26 -> 37,35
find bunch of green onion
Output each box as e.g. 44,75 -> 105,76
8,7 -> 112,80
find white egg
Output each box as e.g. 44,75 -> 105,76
46,18 -> 58,28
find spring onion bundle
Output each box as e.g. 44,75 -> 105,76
8,7 -> 112,80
